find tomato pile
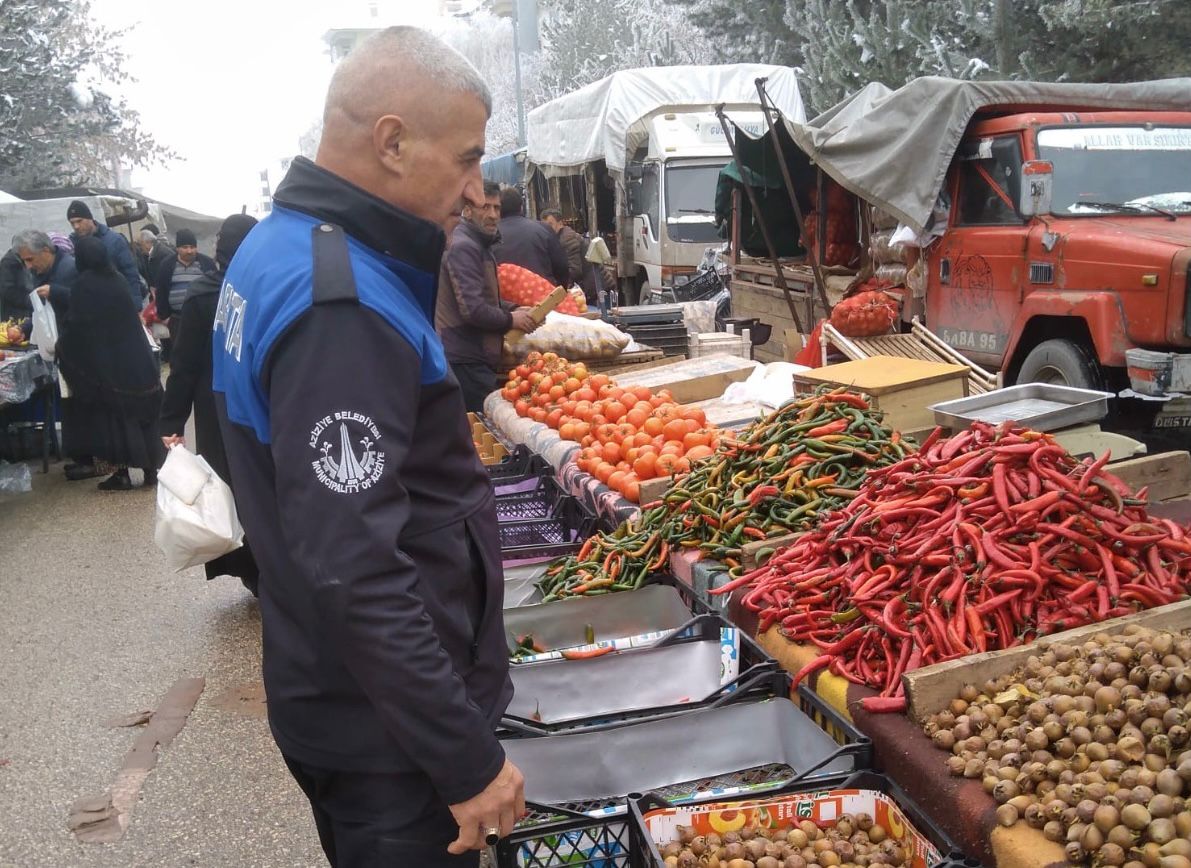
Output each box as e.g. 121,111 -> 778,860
500,352 -> 718,502
497,263 -> 587,315
830,286 -> 900,337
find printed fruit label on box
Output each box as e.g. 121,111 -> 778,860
643,788 -> 944,868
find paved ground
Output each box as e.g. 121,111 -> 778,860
0,463 -> 325,867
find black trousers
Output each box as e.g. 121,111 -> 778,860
284,756 -> 479,867
452,362 -> 498,415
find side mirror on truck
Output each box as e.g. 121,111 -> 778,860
1019,160 -> 1054,217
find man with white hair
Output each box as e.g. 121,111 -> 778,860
136,227 -> 174,288
211,26 -> 523,867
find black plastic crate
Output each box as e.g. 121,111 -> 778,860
498,611 -> 783,738
496,475 -> 568,523
630,769 -> 972,868
495,806 -> 633,868
500,497 -> 597,562
661,574 -> 873,764
488,445 -> 551,483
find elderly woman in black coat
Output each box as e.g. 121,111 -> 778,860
160,214 -> 260,593
57,236 -> 165,490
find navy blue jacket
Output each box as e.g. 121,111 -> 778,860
33,247 -> 78,324
72,223 -> 142,304
211,157 -> 511,803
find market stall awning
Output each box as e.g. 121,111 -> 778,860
783,76 -> 1191,234
482,149 -> 527,187
527,64 -> 805,174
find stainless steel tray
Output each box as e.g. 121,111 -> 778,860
503,585 -> 692,652
503,699 -> 852,806
929,383 -> 1111,431
506,640 -> 726,725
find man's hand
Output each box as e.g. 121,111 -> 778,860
35,284 -> 50,299
510,309 -> 539,334
161,435 -> 185,449
447,758 -> 525,854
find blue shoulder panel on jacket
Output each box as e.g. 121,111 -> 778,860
211,206 -> 447,445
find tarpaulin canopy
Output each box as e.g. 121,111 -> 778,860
783,76 -> 1191,234
527,64 -> 804,175
482,149 -> 527,187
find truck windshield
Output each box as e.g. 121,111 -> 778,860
1037,126 -> 1191,215
664,164 -> 723,243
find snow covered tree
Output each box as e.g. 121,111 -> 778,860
0,0 -> 172,192
536,0 -> 716,98
786,0 -> 1191,114
788,0 -> 994,112
435,10 -> 550,154
667,0 -> 799,66
1018,0 -> 1191,83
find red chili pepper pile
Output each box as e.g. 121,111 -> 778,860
711,422 -> 1191,713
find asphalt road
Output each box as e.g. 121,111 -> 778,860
0,465 -> 324,867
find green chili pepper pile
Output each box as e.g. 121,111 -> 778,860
537,388 -> 913,601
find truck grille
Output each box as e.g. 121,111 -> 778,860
1029,262 -> 1054,284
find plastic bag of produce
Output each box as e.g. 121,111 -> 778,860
869,229 -> 908,265
830,289 -> 900,337
154,445 -> 244,571
506,312 -> 631,360
497,263 -> 587,315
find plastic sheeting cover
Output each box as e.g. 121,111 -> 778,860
782,76 -> 1191,234
527,64 -> 804,174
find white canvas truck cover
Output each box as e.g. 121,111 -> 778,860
526,64 -> 804,175
782,76 -> 1191,235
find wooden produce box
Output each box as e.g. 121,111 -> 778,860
615,353 -> 757,405
904,598 -> 1191,724
467,413 -> 509,466
794,355 -> 969,433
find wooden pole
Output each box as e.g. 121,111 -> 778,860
715,104 -> 803,333
755,78 -> 831,328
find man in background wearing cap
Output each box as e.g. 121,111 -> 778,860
66,200 -> 143,304
154,229 -> 215,360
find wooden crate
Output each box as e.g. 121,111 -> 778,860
904,599 -> 1191,723
615,354 -> 757,405
794,355 -> 969,433
1103,450 -> 1191,502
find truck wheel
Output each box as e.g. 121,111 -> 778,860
1016,339 -> 1101,390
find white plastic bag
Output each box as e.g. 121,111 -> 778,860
154,446 -> 244,571
28,289 -> 58,362
507,312 -> 631,360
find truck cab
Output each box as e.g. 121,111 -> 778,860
624,111 -> 766,298
925,110 -> 1191,417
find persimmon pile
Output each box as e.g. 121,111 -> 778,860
500,352 -> 718,503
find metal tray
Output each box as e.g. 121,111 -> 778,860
503,698 -> 859,807
929,382 -> 1111,432
503,585 -> 693,653
506,639 -> 725,725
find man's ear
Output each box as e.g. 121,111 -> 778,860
373,114 -> 406,178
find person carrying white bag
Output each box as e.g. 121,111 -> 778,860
154,444 -> 244,572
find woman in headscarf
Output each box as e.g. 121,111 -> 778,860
160,213 -> 260,594
57,236 -> 165,491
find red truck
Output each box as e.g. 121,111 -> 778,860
926,110 -> 1191,424
754,78 -> 1191,430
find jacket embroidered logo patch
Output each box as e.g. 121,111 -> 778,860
309,411 -> 385,494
